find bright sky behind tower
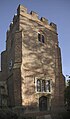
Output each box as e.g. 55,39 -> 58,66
0,0 -> 70,77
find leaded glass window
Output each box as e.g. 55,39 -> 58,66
37,79 -> 41,92
42,80 -> 45,92
45,80 -> 50,92
36,79 -> 51,93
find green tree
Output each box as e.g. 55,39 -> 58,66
65,80 -> 70,111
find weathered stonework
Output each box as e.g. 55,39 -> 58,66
0,4 -> 65,119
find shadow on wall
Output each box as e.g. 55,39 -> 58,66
21,28 -> 56,111
22,28 -> 55,78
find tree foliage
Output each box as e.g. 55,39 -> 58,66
65,80 -> 70,111
0,109 -> 18,119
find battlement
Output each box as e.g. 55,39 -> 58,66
30,11 -> 39,19
13,14 -> 18,23
8,4 -> 57,33
41,17 -> 48,24
50,22 -> 57,30
17,4 -> 27,14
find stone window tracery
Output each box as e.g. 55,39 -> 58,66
36,78 -> 51,93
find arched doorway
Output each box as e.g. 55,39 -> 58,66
39,96 -> 47,111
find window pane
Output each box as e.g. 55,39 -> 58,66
37,79 -> 41,92
45,80 -> 50,92
48,80 -> 50,92
42,35 -> 44,43
42,80 -> 45,92
38,33 -> 41,42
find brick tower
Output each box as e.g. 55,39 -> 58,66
0,4 -> 65,118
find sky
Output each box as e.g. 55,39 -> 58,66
0,0 -> 70,77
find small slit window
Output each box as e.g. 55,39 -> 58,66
42,35 -> 44,43
38,33 -> 41,42
38,33 -> 45,43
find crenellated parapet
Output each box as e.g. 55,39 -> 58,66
7,4 -> 57,33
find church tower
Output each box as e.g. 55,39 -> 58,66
0,4 -> 65,118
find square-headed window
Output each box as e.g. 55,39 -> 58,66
36,78 -> 51,93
